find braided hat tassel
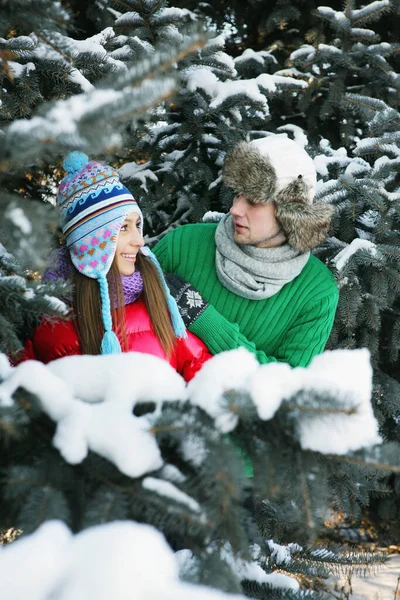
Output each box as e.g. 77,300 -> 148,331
98,273 -> 122,354
142,248 -> 187,339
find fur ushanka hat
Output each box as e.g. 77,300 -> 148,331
222,135 -> 333,252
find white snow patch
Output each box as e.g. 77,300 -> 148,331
0,520 -> 71,600
357,210 -> 380,229
160,464 -> 186,483
333,238 -> 378,272
187,347 -> 380,455
43,295 -> 69,315
234,48 -> 277,66
184,68 -> 302,113
181,434 -> 208,467
297,349 -> 381,454
187,348 -> 259,433
0,353 -> 187,478
6,207 -> 32,234
277,124 -> 308,148
248,349 -> 380,454
221,542 -> 300,590
0,243 -> 13,260
142,477 -> 200,512
68,68 -> 94,92
0,353 -> 12,380
118,160 -> 152,179
202,211 -> 224,223
0,519 -> 247,600
267,540 -> 302,565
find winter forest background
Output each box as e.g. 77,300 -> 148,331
1,0 -> 400,598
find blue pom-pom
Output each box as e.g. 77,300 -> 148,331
63,151 -> 89,175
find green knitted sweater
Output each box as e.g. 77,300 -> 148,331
154,223 -> 339,367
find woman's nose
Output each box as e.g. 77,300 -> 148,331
129,230 -> 144,247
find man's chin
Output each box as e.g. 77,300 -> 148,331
233,231 -> 250,245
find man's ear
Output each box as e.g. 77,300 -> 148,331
275,179 -> 334,252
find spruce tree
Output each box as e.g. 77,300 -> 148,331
0,0 -> 200,355
104,1 -> 306,239
1,0 -> 400,596
312,94 -> 400,541
0,346 -> 389,597
289,0 -> 400,147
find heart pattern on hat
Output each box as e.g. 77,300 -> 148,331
70,224 -> 119,278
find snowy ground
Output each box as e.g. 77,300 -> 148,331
329,554 -> 400,599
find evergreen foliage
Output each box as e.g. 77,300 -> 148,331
314,99 -> 400,370
290,0 -> 400,147
110,5 -> 306,239
0,246 -> 69,356
0,354 -> 390,597
0,0 -> 202,354
1,0 -> 400,595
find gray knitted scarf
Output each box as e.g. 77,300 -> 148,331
215,214 -> 310,299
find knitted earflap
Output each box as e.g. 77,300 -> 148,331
141,247 -> 187,339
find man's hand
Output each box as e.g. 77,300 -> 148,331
166,274 -> 208,328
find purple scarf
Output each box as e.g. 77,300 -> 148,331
43,246 -> 144,305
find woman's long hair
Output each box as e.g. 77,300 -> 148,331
71,252 -> 176,357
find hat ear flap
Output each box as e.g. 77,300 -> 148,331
222,142 -> 277,203
275,178 -> 334,252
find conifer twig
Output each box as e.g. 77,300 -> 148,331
35,32 -> 71,63
394,574 -> 400,599
140,39 -> 205,84
284,404 -> 358,416
297,452 -> 316,542
324,455 -> 400,473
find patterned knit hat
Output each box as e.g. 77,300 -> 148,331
57,151 -> 186,354
222,135 -> 334,252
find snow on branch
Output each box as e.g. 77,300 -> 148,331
234,48 -> 277,67
142,477 -> 201,513
332,238 -> 378,272
183,68 -> 305,113
220,542 -> 300,591
0,520 -> 246,600
0,353 -> 187,478
0,346 -> 381,476
5,37 -> 205,163
188,347 -> 381,454
352,0 -> 391,26
118,160 -> 159,193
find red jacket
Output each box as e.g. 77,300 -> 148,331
22,299 -> 211,382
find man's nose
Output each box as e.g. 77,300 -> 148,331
230,194 -> 246,216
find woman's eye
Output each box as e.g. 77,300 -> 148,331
120,224 -> 128,231
137,222 -> 142,230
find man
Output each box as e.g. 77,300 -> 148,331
154,135 -> 338,367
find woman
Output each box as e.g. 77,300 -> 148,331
22,151 -> 211,382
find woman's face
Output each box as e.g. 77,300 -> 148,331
115,211 -> 144,276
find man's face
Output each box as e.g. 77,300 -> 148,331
229,194 -> 286,248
